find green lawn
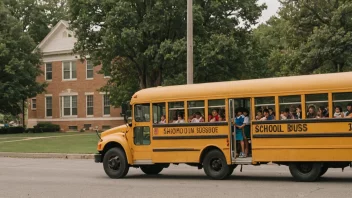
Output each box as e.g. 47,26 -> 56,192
0,132 -> 100,153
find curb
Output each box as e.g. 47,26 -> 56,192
0,152 -> 94,160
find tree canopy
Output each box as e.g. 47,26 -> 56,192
69,0 -> 266,106
0,0 -> 46,115
255,0 -> 352,76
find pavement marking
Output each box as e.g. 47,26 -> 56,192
0,133 -> 93,144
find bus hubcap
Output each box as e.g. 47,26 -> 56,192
108,156 -> 121,170
298,163 -> 313,173
211,159 -> 222,171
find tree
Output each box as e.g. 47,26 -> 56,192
69,0 -> 266,106
0,1 -> 46,115
3,0 -> 69,44
256,0 -> 352,76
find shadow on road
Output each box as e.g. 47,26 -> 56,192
111,174 -> 352,183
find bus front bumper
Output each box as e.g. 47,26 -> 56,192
94,153 -> 102,163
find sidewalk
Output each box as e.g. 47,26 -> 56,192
0,152 -> 94,159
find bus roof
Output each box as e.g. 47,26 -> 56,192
131,72 -> 352,104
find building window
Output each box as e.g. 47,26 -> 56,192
84,124 -> 92,130
45,63 -> 52,80
86,61 -> 94,79
68,126 -> 78,131
103,95 -> 110,115
63,61 -> 77,80
61,96 -> 77,117
86,95 -> 94,116
31,99 -> 36,110
46,96 -> 52,117
102,125 -> 111,130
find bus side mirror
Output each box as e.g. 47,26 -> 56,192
124,110 -> 132,124
121,103 -> 127,116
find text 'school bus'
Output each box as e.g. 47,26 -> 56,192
94,72 -> 352,182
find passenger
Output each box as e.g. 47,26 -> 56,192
234,109 -> 246,158
318,106 -> 329,118
295,105 -> 302,119
171,116 -> 178,123
219,113 -> 226,121
208,114 -> 213,122
345,103 -> 352,118
209,109 -> 220,122
260,109 -> 273,121
334,106 -> 344,118
268,108 -> 275,120
191,112 -> 204,122
242,108 -> 250,157
256,111 -> 263,120
281,108 -> 293,120
174,113 -> 185,123
189,113 -> 196,122
307,106 -> 317,119
159,115 -> 166,124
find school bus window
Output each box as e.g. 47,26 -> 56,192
305,94 -> 328,119
279,95 -> 301,120
254,97 -> 275,120
134,104 -> 150,122
333,92 -> 352,118
169,102 -> 185,123
153,103 -> 166,124
133,127 -> 150,145
188,100 -> 205,122
208,99 -> 226,122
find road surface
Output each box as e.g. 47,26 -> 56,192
0,158 -> 352,198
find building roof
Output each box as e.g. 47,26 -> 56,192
131,72 -> 352,104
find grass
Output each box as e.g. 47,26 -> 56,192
0,132 -> 100,153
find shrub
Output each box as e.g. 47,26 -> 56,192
0,127 -> 25,134
34,122 -> 60,133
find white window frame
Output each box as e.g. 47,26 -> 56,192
103,94 -> 110,116
61,95 -> 78,117
86,95 -> 94,117
86,60 -> 94,80
62,61 -> 77,81
31,98 -> 36,110
45,63 -> 52,81
45,96 -> 53,118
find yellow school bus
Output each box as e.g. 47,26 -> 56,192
94,72 -> 352,181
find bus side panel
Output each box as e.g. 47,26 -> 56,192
251,121 -> 352,162
151,125 -> 231,164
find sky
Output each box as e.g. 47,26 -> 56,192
257,0 -> 281,24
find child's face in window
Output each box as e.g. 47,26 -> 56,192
243,112 -> 248,116
335,108 -> 340,113
212,110 -> 218,117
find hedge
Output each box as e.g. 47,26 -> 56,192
0,127 -> 25,134
33,122 -> 60,133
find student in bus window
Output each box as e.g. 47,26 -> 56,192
318,106 -> 329,118
345,103 -> 352,118
189,113 -> 196,122
295,105 -> 302,119
208,114 -> 213,122
173,113 -> 185,123
268,108 -> 275,120
307,106 -> 317,119
191,112 -> 204,123
210,109 -> 219,122
159,115 -> 166,124
281,108 -> 293,120
234,108 -> 246,158
260,109 -> 272,121
256,111 -> 263,120
334,106 -> 344,118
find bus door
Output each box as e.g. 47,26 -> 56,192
228,99 -> 236,160
132,104 -> 153,165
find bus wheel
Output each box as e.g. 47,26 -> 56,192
103,147 -> 129,179
319,166 -> 329,177
289,163 -> 322,182
140,165 -> 164,175
227,165 -> 238,177
203,150 -> 229,180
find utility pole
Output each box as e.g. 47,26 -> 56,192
187,0 -> 193,84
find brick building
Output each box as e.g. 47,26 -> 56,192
27,20 -> 124,131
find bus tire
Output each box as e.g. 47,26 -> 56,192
103,147 -> 129,179
289,163 -> 322,182
227,165 -> 238,177
203,150 -> 229,180
140,165 -> 164,175
319,166 -> 329,177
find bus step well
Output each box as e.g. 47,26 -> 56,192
233,157 -> 252,165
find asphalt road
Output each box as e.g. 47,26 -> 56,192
0,158 -> 352,198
